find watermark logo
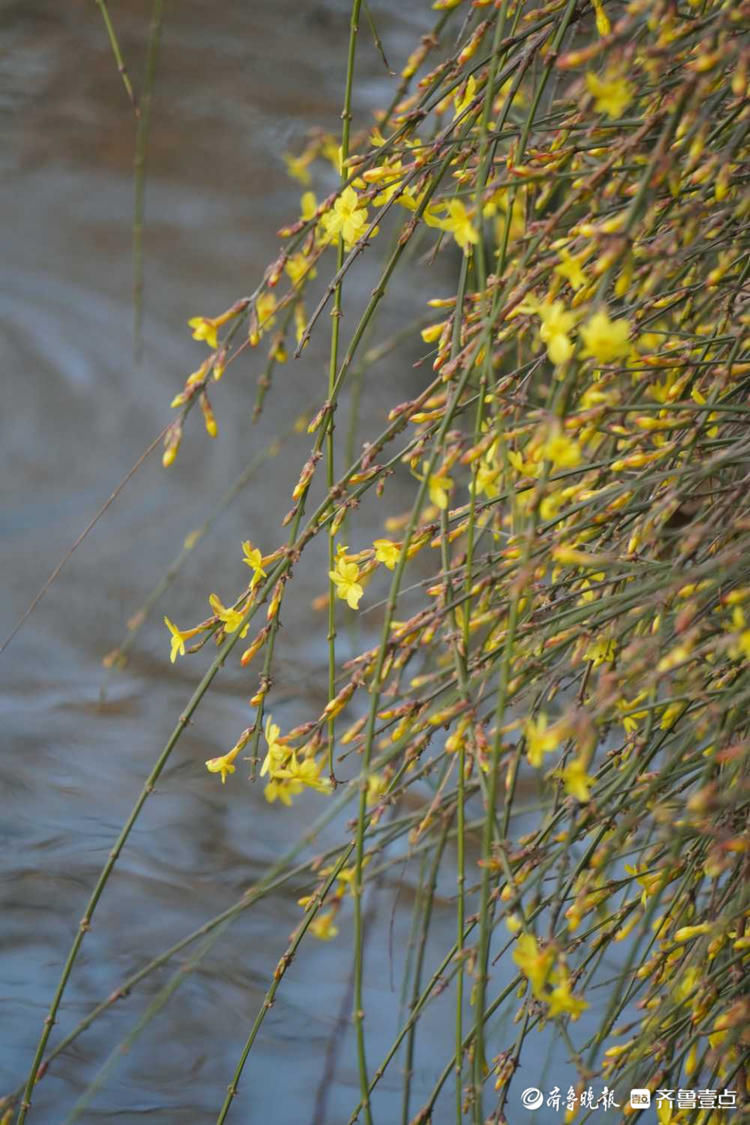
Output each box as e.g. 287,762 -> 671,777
521,1088 -> 545,1110
518,1085 -> 739,1114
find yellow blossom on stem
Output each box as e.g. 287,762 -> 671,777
283,149 -> 314,186
205,749 -> 241,784
329,545 -> 364,610
424,461 -> 453,509
250,293 -> 278,346
453,74 -> 477,120
187,306 -> 238,349
657,1101 -> 673,1125
471,445 -> 501,499
285,252 -> 316,287
591,0 -> 611,36
199,392 -> 217,438
366,772 -> 387,805
321,186 -> 372,251
276,751 -> 332,794
538,300 -> 576,366
585,72 -> 634,119
208,593 -> 249,636
164,616 -> 190,663
240,628 -> 267,668
259,716 -> 288,779
187,317 -> 220,350
525,713 -> 563,768
729,606 -> 750,660
264,777 -> 302,806
580,308 -> 631,363
554,247 -> 589,291
440,198 -> 479,253
300,190 -> 317,222
673,923 -> 712,943
546,966 -> 588,1019
584,636 -> 616,666
553,543 -> 602,567
512,933 -> 556,998
205,731 -> 250,784
373,538 -> 400,569
618,691 -> 649,734
162,423 -> 182,468
540,425 -> 582,468
323,683 -> 355,720
310,910 -> 339,940
673,965 -> 701,1004
241,540 -> 267,589
562,756 -> 594,802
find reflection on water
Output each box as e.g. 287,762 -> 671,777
0,2 -> 475,1121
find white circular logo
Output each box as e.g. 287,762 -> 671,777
521,1087 -> 544,1110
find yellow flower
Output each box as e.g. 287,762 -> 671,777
591,0 -> 610,35
187,307 -> 237,349
441,198 -> 479,253
187,317 -> 219,349
249,293 -> 278,346
580,308 -> 631,363
524,713 -> 562,768
310,910 -> 339,941
538,300 -> 576,366
276,751 -> 332,795
164,616 -> 188,663
552,544 -> 599,567
660,700 -> 688,729
546,967 -> 588,1019
259,716 -> 288,779
562,757 -> 594,802
618,691 -> 649,733
366,772 -> 387,805
321,186 -> 371,251
674,923 -> 711,943
673,965 -> 700,1004
329,545 -> 364,610
585,72 -> 634,119
512,933 -> 556,998
584,636 -> 616,667
205,732 -> 249,784
208,593 -> 249,636
554,248 -> 588,291
729,606 -> 750,660
453,74 -> 477,120
264,777 -> 301,806
283,150 -> 313,186
540,491 -> 565,521
657,1101 -> 673,1125
625,861 -> 668,905
474,458 -> 501,500
540,425 -> 582,468
424,462 -> 454,509
373,538 -> 400,569
370,159 -> 416,208
242,540 -> 267,589
300,191 -> 318,222
285,252 -> 316,287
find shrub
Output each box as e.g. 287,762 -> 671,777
14,1 -> 749,1122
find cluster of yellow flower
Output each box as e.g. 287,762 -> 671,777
149,0 -> 749,1099
512,932 -> 588,1020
